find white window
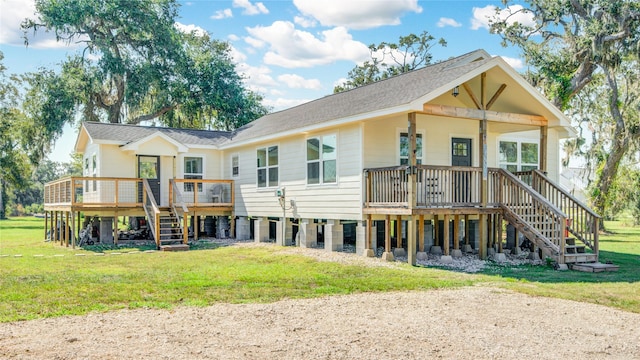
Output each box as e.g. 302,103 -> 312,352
84,157 -> 89,191
257,146 -> 278,188
92,154 -> 97,191
307,134 -> 337,185
184,157 -> 203,192
232,154 -> 239,177
499,140 -> 539,172
399,132 -> 423,165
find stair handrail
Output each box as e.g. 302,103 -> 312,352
497,168 -> 568,258
521,170 -> 599,256
170,179 -> 189,244
142,179 -> 161,248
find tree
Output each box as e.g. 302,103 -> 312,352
22,0 -> 267,131
0,52 -> 34,219
334,31 -> 446,93
490,0 -> 640,223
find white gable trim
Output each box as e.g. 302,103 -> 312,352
121,131 -> 189,153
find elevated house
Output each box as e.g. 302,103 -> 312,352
44,49 -> 600,265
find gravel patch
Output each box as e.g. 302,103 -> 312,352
1,287 -> 638,359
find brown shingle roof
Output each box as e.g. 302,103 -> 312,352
229,50 -> 492,143
82,50 -> 493,148
83,122 -> 231,146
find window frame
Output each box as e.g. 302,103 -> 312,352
306,133 -> 338,185
398,129 -> 425,165
91,154 -> 97,192
256,145 -> 279,188
498,138 -> 540,173
183,156 -> 204,193
231,154 -> 239,178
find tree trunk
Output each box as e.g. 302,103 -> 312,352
591,67 -> 629,228
0,179 -> 6,220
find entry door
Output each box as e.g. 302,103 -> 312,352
452,138 -> 472,203
139,156 -> 161,203
452,138 -> 472,166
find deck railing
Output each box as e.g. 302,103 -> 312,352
142,179 -> 161,248
170,179 -> 189,244
363,165 -> 573,261
364,165 -> 503,208
516,170 -> 599,256
170,179 -> 234,208
44,177 -> 143,208
498,169 -> 566,257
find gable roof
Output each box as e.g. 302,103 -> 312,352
76,122 -> 231,152
227,49 -> 494,145
75,49 -> 574,152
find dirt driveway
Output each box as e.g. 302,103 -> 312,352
1,243 -> 639,359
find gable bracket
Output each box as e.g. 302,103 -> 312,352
462,83 -> 481,110
486,84 -> 507,110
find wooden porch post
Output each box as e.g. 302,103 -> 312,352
434,214 -> 439,246
407,112 -> 417,265
453,214 -> 460,250
497,214 -> 503,253
195,213 -> 199,241
443,214 -> 450,256
464,214 -> 470,246
366,214 -> 372,251
479,72 -> 488,260
71,211 -> 76,249
382,215 -> 394,261
407,216 -> 416,265
44,211 -> 48,240
395,215 -> 402,250
540,125 -> 548,173
54,211 -> 59,244
418,214 -> 425,252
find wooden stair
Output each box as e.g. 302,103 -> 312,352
157,212 -> 188,248
563,237 -> 597,264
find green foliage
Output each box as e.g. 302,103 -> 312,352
22,0 -> 267,130
334,31 -> 446,93
492,1 -> 640,222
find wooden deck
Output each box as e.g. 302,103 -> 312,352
44,177 -> 234,215
43,177 -> 235,248
363,165 -> 600,265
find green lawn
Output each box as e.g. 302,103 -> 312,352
0,217 -> 638,323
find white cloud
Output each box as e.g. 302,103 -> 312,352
244,36 -> 265,48
237,63 -> 277,89
471,5 -> 535,31
228,34 -> 240,41
269,89 -> 284,96
294,16 -> 316,28
233,0 -> 269,16
0,0 -> 78,49
293,0 -> 421,30
174,22 -> 207,37
264,97 -> 311,111
437,17 -> 462,28
210,8 -> 233,20
277,74 -> 322,90
499,55 -> 525,69
246,21 -> 370,68
228,45 -> 247,63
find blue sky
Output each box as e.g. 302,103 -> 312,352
0,0 -> 534,163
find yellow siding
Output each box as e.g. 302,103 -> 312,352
226,123 -> 363,220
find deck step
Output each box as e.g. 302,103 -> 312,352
159,244 -> 189,252
563,253 -> 598,263
571,262 -> 619,273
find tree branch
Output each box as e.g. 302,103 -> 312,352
128,105 -> 175,125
